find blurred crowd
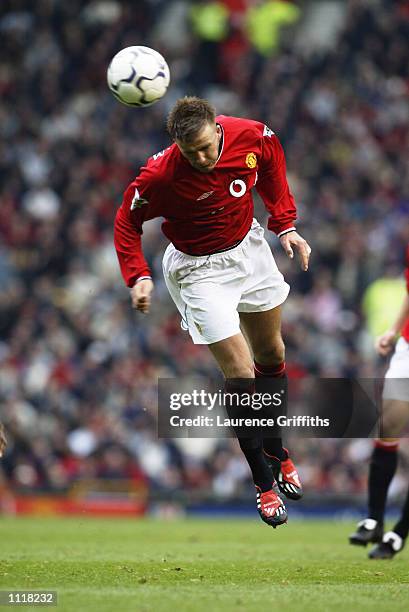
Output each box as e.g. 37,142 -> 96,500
0,0 -> 408,504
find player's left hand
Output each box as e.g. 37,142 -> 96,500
280,231 -> 311,271
0,422 -> 7,458
375,330 -> 397,356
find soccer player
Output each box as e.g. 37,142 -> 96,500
114,97 -> 311,528
350,244 -> 409,558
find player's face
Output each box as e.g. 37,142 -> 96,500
176,122 -> 222,172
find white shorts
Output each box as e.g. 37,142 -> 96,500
162,219 -> 290,345
382,337 -> 409,402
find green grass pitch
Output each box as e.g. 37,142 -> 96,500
1,517 -> 409,611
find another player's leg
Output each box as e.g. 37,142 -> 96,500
240,307 -> 303,500
367,396 -> 409,558
349,439 -> 398,546
351,337 -> 409,552
350,392 -> 409,549
368,482 -> 409,559
208,333 -> 287,527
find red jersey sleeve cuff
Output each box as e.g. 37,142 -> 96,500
127,270 -> 152,288
277,226 -> 296,238
135,276 -> 152,283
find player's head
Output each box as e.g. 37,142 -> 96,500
167,96 -> 222,172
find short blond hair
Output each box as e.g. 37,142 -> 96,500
166,96 -> 216,142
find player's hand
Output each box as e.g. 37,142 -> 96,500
375,330 -> 397,356
280,231 -> 311,271
130,278 -> 154,314
0,422 -> 7,458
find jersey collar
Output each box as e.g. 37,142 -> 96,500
215,122 -> 224,167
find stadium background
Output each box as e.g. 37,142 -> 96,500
0,0 -> 408,518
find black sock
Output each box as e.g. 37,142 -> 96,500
393,486 -> 409,540
225,378 -> 273,493
368,444 -> 398,523
238,438 -> 275,493
253,362 -> 287,462
263,439 -> 287,462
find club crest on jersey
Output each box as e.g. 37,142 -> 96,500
130,187 -> 148,210
246,152 -> 257,169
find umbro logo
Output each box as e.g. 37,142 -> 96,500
196,190 -> 214,201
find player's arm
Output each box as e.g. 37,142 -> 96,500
0,422 -> 6,458
376,292 -> 409,356
114,181 -> 154,313
256,129 -> 311,271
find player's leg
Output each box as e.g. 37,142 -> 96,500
162,231 -> 287,526
350,438 -> 398,547
380,399 -> 409,439
349,399 -> 401,555
350,342 -> 409,550
207,332 -> 254,378
370,482 -> 409,558
366,401 -> 409,558
240,306 -> 303,500
393,487 -> 409,544
368,481 -> 408,559
368,438 -> 399,526
208,333 -> 287,527
350,397 -> 406,547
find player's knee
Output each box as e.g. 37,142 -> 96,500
254,337 -> 285,366
223,362 -> 255,379
379,399 -> 409,438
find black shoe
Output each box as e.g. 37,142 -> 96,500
349,519 -> 383,546
369,531 -> 405,559
256,486 -> 288,528
264,449 -> 303,501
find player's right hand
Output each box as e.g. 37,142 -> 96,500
130,278 -> 154,314
279,231 -> 311,272
0,422 -> 7,458
375,330 -> 397,356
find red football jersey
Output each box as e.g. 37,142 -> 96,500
401,244 -> 409,342
114,115 -> 297,287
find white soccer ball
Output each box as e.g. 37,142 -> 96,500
107,46 -> 170,107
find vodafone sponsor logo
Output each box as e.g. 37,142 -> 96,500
229,179 -> 246,198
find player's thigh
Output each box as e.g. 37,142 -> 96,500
163,245 -> 242,344
180,280 -> 243,344
208,333 -> 254,378
238,222 -> 289,320
240,306 -> 284,364
380,399 -> 409,438
382,337 -> 409,402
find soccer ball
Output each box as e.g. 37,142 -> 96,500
107,46 -> 170,107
